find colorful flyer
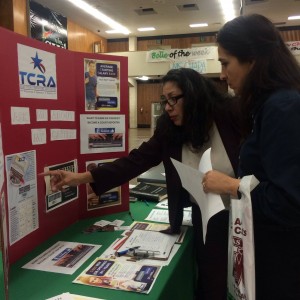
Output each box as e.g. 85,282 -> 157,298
23,241 -> 101,275
74,258 -> 161,294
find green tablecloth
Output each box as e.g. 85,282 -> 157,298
8,201 -> 195,300
0,251 -> 6,299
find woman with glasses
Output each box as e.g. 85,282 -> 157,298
43,68 -> 241,300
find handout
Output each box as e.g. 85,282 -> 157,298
171,148 -> 225,242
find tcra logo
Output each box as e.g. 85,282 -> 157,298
19,52 -> 56,87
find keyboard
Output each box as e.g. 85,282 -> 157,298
89,134 -> 123,148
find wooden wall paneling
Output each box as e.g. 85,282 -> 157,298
13,0 -> 27,36
137,82 -> 161,127
137,39 -> 163,51
107,40 -> 128,52
280,29 -> 300,41
0,0 -> 13,30
135,33 -> 218,51
67,19 -> 107,53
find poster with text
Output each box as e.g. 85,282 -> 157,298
80,114 -> 125,154
44,159 -> 78,212
74,258 -> 161,294
84,59 -> 120,111
29,0 -> 68,49
17,44 -> 57,99
86,159 -> 121,211
5,150 -> 39,245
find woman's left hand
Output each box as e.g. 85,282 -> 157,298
202,170 -> 240,197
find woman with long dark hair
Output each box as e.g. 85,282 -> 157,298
43,68 -> 241,299
202,14 -> 300,299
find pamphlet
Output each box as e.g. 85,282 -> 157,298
23,241 -> 101,274
73,258 -> 161,294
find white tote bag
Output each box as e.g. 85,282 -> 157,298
227,175 -> 259,300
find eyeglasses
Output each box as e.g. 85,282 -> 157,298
160,94 -> 184,107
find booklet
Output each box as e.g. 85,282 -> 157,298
129,182 -> 167,202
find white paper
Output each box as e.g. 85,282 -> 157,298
171,148 -> 225,242
36,109 -> 48,121
117,229 -> 178,260
145,209 -> 192,226
11,106 -> 30,124
156,199 -> 191,211
18,44 -> 57,99
80,114 -> 125,154
51,110 -> 75,121
6,150 -> 39,245
50,129 -> 77,141
46,293 -> 106,300
23,241 -> 101,274
31,128 -> 47,145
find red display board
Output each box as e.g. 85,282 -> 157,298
0,27 -> 129,264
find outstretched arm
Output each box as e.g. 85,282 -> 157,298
40,170 -> 94,192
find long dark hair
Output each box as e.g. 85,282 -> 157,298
155,68 -> 229,150
217,14 -> 300,136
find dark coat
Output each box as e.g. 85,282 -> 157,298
90,108 -> 240,233
239,88 -> 300,299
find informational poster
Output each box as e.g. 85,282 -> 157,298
74,258 -> 161,294
84,58 -> 120,111
29,0 -> 68,49
17,44 -> 57,99
5,150 -> 39,245
80,114 -> 125,154
86,159 -> 121,211
44,160 -> 78,212
23,241 -> 100,274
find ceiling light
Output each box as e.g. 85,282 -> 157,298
136,76 -> 149,80
219,0 -> 236,22
189,23 -> 208,28
67,0 -> 130,35
288,15 -> 300,20
105,30 -> 123,34
137,27 -> 156,32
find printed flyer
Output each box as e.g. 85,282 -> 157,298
5,150 -> 39,245
23,241 -> 101,275
84,58 -> 120,111
44,159 -> 78,212
86,159 -> 121,211
80,114 -> 125,154
74,258 -> 161,294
